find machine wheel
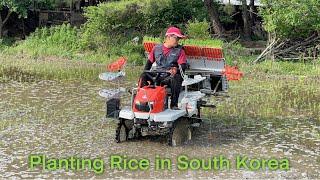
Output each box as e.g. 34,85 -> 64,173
134,129 -> 142,139
115,119 -> 129,143
167,118 -> 192,147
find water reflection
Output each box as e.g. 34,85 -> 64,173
0,80 -> 319,178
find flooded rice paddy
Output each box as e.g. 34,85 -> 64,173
0,75 -> 319,179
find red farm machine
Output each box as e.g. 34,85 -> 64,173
99,42 -> 243,146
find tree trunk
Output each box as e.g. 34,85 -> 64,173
0,25 -> 2,38
204,0 -> 224,37
0,10 -> 12,38
0,12 -> 2,38
241,0 -> 251,40
249,0 -> 255,27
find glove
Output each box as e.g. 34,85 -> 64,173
168,67 -> 177,76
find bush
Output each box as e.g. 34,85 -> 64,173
259,0 -> 320,38
81,0 -> 171,49
3,24 -> 81,58
145,0 -> 208,34
186,19 -> 211,40
81,0 -> 210,50
0,37 -> 15,50
1,23 -> 146,65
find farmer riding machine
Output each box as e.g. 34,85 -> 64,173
99,42 -> 243,146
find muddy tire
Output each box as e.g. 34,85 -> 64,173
115,119 -> 129,143
134,129 -> 142,139
167,118 -> 192,147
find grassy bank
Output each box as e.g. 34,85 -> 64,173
211,74 -> 320,124
0,54 -> 144,83
2,50 -> 319,81
0,53 -> 319,130
0,24 -> 146,66
1,52 -> 319,82
241,60 -> 320,76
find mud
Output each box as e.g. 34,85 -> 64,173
0,80 -> 319,179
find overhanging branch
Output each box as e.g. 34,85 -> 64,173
3,10 -> 12,25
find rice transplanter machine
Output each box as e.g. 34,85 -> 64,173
98,43 -> 243,146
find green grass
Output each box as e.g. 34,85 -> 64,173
207,57 -> 320,126
222,42 -> 320,76
0,37 -> 15,50
211,72 -> 320,126
1,51 -> 319,83
2,24 -> 146,65
0,54 -> 144,83
239,60 -> 320,76
0,54 -> 105,82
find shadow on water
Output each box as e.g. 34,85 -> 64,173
123,118 -> 246,148
189,119 -> 245,147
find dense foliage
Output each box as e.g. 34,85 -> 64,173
0,0 -> 32,18
81,0 -> 209,49
4,0 -> 320,65
0,0 -> 33,37
186,19 -> 211,40
260,0 -> 320,38
6,24 -> 81,58
4,23 -> 146,65
81,0 -> 169,49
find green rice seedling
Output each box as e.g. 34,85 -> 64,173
142,36 -> 162,43
180,38 -> 223,48
143,36 -> 223,48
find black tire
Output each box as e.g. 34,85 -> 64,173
115,119 -> 128,143
167,118 -> 192,147
134,129 -> 142,139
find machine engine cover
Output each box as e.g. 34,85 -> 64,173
133,86 -> 166,113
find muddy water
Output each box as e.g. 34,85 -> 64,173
0,80 -> 319,179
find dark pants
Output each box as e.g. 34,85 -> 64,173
139,72 -> 183,107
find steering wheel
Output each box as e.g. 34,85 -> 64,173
143,70 -> 170,86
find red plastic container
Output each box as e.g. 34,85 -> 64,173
143,42 -> 156,53
184,45 -> 203,57
202,47 -> 223,59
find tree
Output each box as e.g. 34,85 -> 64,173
241,0 -> 251,39
249,0 -> 255,26
204,0 -> 224,37
260,0 -> 320,38
81,0 -> 172,49
254,0 -> 320,63
0,0 -> 32,38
